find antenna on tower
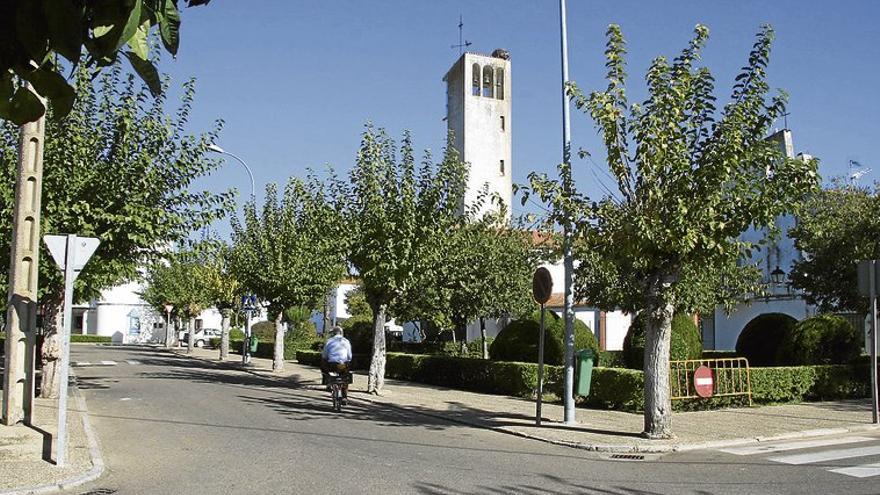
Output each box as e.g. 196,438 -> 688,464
451,14 -> 472,55
781,110 -> 790,130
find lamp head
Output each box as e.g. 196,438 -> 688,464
207,143 -> 225,153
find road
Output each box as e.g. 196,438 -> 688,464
70,346 -> 880,495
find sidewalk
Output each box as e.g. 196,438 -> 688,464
0,390 -> 102,494
182,347 -> 879,453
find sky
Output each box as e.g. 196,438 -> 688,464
157,0 -> 880,230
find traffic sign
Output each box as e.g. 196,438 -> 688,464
532,267 -> 553,305
45,234 -> 99,278
858,260 -> 880,298
694,365 -> 714,398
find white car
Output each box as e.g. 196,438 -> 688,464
180,328 -> 222,348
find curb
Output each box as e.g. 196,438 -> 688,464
0,376 -> 105,495
173,349 -> 880,455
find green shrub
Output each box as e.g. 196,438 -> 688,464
489,311 -> 598,365
597,350 -> 626,368
295,350 -> 370,370
70,335 -> 111,343
230,328 -> 245,340
777,314 -> 862,365
285,320 -> 320,351
343,319 -> 374,355
748,364 -> 872,403
580,367 -> 644,410
622,312 -> 702,369
250,321 -> 277,342
735,313 -> 797,366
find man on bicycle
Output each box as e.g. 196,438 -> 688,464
321,326 -> 353,404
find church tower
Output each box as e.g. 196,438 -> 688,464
443,49 -> 512,220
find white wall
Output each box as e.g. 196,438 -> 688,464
711,297 -> 815,350
604,311 -> 632,351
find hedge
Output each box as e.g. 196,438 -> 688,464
297,348 -> 877,412
778,314 -> 861,365
70,335 -> 112,343
623,312 -> 702,369
295,349 -> 372,370
489,311 -> 598,365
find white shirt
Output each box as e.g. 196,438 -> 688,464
322,335 -> 353,363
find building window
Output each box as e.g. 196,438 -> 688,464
472,63 -> 481,96
500,116 -> 505,131
495,67 -> 504,100
500,159 -> 505,175
482,66 -> 494,98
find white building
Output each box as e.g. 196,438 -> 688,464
444,49 -> 513,220
73,279 -> 224,344
702,129 -> 818,350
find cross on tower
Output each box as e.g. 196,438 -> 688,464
782,110 -> 790,130
451,14 -> 472,55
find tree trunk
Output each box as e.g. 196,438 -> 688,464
367,304 -> 387,394
273,309 -> 285,372
164,313 -> 174,348
322,289 -> 333,335
39,294 -> 64,399
219,310 -> 231,361
480,317 -> 488,359
187,318 -> 194,354
642,278 -> 676,439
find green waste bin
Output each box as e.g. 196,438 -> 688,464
575,348 -> 595,397
248,335 -> 259,354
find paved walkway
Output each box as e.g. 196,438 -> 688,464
183,347 -> 879,453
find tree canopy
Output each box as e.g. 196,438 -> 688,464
1,0 -> 210,124
529,24 -> 819,438
789,181 -> 879,313
0,61 -> 233,314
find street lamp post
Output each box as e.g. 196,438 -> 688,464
207,144 -> 256,201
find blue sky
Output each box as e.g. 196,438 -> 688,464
159,1 -> 879,226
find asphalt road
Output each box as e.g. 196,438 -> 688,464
70,346 -> 880,495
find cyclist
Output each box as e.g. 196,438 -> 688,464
321,326 -> 353,404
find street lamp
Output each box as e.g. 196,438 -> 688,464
770,266 -> 786,285
207,143 -> 256,201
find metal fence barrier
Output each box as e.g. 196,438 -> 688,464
670,357 -> 752,405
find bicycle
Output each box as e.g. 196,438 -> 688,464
323,369 -> 352,411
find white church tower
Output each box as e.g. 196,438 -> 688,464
443,49 -> 512,220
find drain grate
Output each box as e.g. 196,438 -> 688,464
609,453 -> 645,461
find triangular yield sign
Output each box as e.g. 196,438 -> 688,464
44,235 -> 69,270
73,237 -> 100,270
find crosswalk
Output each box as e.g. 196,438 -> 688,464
719,435 -> 880,478
72,360 -> 141,367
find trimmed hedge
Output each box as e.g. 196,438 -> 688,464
295,349 -> 371,370
778,314 -> 861,365
489,311 -> 598,365
597,350 -> 626,368
736,313 -> 797,366
622,312 -> 702,369
70,335 -> 112,343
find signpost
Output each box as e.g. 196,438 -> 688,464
241,295 -> 257,365
163,304 -> 174,348
44,234 -> 100,466
857,260 -> 880,424
532,267 -> 553,426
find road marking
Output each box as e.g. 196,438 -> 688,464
769,445 -> 880,465
99,360 -> 116,366
126,360 -> 141,365
720,437 -> 875,456
829,462 -> 880,478
75,362 -> 92,367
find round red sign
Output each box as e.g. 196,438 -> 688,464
693,365 -> 714,398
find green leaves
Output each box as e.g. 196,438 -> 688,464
0,0 -> 209,123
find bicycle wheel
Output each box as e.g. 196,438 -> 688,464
332,384 -> 341,411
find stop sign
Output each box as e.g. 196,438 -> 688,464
694,365 -> 714,398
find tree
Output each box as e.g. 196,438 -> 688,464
141,252 -> 210,355
442,217 -> 541,358
199,242 -> 241,360
0,62 -> 232,397
1,0 -> 210,124
789,181 -> 879,313
230,175 -> 347,372
346,126 -> 467,393
558,24 -> 818,438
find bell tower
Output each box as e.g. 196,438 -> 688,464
443,49 -> 512,220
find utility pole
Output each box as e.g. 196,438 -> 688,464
559,0 -> 577,425
2,102 -> 45,426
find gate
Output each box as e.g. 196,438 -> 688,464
670,358 -> 752,405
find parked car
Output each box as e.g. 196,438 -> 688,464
181,328 -> 221,348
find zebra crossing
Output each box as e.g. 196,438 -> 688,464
71,360 -> 141,367
718,435 -> 880,478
